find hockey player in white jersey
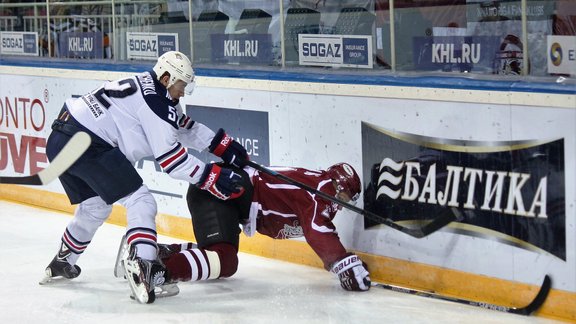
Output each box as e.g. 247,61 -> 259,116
41,51 -> 249,304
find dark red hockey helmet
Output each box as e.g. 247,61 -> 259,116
326,163 -> 361,202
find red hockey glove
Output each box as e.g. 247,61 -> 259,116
209,128 -> 249,168
197,163 -> 245,200
331,254 -> 371,291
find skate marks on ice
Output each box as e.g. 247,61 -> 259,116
0,201 -> 559,324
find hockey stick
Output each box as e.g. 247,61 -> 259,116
0,132 -> 91,185
373,274 -> 551,316
246,160 -> 456,238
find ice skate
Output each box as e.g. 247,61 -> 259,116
123,245 -> 175,304
116,237 -> 180,299
115,235 -> 191,278
39,245 -> 81,285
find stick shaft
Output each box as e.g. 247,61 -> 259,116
246,161 -> 455,238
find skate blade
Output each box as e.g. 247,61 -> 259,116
39,275 -> 54,285
126,276 -> 149,303
39,268 -> 68,285
129,284 -> 180,300
156,284 -> 180,298
39,275 -> 72,285
114,235 -> 128,278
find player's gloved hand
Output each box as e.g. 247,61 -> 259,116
197,163 -> 245,200
331,254 -> 371,291
209,128 -> 249,168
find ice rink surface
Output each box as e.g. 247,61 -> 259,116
0,200 -> 562,324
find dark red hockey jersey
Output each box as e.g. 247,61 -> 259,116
251,167 -> 348,269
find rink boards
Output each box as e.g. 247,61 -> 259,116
0,64 -> 574,321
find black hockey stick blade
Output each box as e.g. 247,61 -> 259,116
246,160 -> 456,238
0,132 -> 91,185
374,274 -> 551,316
513,274 -> 552,315
360,208 -> 456,238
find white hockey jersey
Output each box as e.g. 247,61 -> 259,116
65,71 -> 214,184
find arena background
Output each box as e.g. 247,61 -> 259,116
1,0 -> 575,321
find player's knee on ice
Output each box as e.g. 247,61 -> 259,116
206,242 -> 239,278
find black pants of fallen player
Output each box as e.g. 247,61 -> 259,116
163,166 -> 254,280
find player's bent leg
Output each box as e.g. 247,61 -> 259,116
40,196 -> 112,285
114,235 -> 197,279
119,185 -> 158,259
118,185 -> 167,303
205,242 -> 239,278
183,183 -> 243,281
65,196 -> 113,264
164,242 -> 238,282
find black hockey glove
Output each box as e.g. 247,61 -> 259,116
197,163 -> 245,200
209,128 -> 249,168
331,254 -> 371,291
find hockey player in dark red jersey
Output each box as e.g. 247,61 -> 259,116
116,162 -> 371,294
42,51 -> 249,304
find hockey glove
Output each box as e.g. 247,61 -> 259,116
331,254 -> 371,291
197,163 -> 245,200
209,128 -> 249,168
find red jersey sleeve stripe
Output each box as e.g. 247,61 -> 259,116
158,146 -> 187,171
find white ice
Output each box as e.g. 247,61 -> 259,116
0,200 -> 560,324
